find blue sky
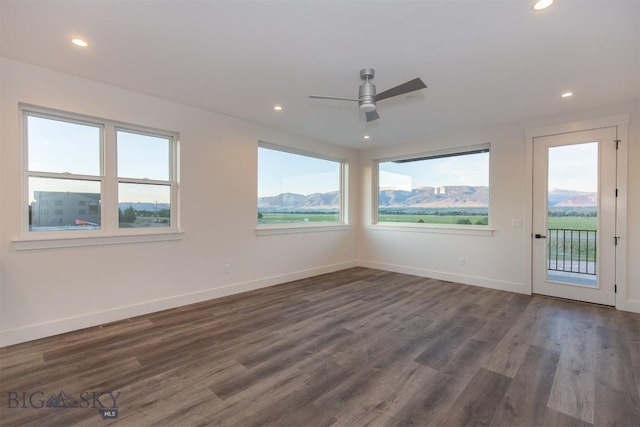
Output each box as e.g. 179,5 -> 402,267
258,147 -> 340,197
28,116 -> 101,176
28,116 -> 172,203
380,144 -> 598,194
29,116 -> 598,201
257,148 -> 493,197
379,151 -> 490,191
548,142 -> 597,193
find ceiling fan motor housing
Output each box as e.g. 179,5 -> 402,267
359,68 -> 377,112
359,85 -> 376,112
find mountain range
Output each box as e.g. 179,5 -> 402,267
118,202 -> 170,211
258,186 -> 597,210
547,188 -> 597,207
258,191 -> 340,211
379,186 -> 489,208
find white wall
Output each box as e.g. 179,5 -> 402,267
0,58 -> 359,346
2,57 -> 638,347
357,124 -> 530,294
358,102 -> 640,312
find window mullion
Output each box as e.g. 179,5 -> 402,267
102,124 -> 118,231
171,135 -> 179,228
117,178 -> 171,186
341,162 -> 348,224
26,171 -> 102,181
21,110 -> 30,234
371,160 -> 380,225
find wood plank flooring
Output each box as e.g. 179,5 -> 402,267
1,267 -> 639,426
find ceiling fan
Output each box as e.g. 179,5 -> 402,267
309,68 -> 427,122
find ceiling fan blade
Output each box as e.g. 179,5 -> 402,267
366,110 -> 380,122
309,95 -> 360,102
375,78 -> 427,102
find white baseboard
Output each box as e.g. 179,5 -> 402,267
5,260 -> 631,347
357,260 -> 529,295
617,298 -> 640,314
0,260 -> 358,347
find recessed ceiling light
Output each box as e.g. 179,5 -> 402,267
363,135 -> 370,140
561,91 -> 573,98
273,105 -> 283,111
533,0 -> 554,11
71,38 -> 88,47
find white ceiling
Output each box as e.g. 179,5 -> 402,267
1,1 -> 639,149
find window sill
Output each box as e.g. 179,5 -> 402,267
13,230 -> 184,250
256,223 -> 349,236
369,223 -> 495,236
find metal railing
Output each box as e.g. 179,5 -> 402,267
548,229 -> 597,275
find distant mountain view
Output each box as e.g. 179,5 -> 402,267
259,186 -> 490,211
257,186 -> 597,211
379,186 -> 488,208
548,188 -> 597,207
118,202 -> 170,211
258,191 -> 340,211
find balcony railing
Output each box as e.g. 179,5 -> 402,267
548,228 -> 597,276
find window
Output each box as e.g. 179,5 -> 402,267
117,130 -> 173,228
376,146 -> 490,226
24,108 -> 178,235
257,143 -> 344,226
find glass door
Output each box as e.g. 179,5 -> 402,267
532,128 -> 617,305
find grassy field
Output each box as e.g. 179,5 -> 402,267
259,212 -> 598,229
378,214 -> 488,225
380,214 -> 597,229
547,216 -> 597,230
259,212 -> 487,225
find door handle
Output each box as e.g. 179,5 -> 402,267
534,233 -> 547,239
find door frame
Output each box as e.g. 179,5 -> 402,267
532,128 -> 616,305
524,113 -> 630,311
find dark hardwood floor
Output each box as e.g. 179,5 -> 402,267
1,267 -> 639,426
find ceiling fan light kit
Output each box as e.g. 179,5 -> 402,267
310,68 -> 427,122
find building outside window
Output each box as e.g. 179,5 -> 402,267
23,108 -> 178,234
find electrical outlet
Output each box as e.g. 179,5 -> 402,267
224,263 -> 231,274
458,257 -> 466,266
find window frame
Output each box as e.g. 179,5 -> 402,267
256,140 -> 348,235
17,105 -> 181,248
115,126 -> 176,230
372,144 -> 494,236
